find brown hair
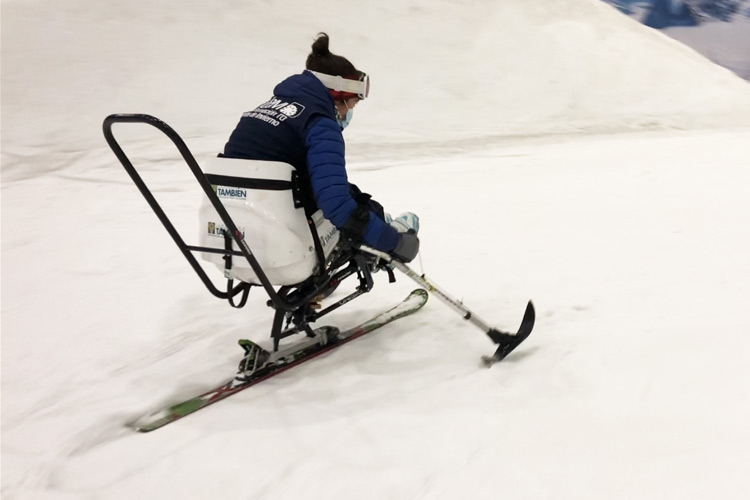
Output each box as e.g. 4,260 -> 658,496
305,33 -> 361,78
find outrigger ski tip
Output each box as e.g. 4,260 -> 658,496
481,300 -> 535,367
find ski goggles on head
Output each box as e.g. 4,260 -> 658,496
310,71 -> 370,100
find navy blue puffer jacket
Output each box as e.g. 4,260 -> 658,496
222,71 -> 400,252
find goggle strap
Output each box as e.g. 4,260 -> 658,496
310,71 -> 367,98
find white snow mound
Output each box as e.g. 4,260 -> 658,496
1,0 -> 749,156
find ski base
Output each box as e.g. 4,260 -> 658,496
129,289 -> 429,432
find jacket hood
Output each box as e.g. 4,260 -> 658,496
273,71 -> 336,117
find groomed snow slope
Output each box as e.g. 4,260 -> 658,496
2,0 -> 750,160
2,1 -> 750,499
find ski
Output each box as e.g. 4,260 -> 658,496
130,288 -> 429,432
480,301 -> 536,367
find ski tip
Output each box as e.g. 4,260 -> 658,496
521,300 -> 535,333
485,300 -> 535,343
128,413 -> 166,433
483,300 -> 536,366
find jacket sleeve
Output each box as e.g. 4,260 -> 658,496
304,116 -> 400,251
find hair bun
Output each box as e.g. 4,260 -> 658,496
311,32 -> 330,57
305,32 -> 357,77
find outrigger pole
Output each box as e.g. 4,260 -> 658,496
358,245 -> 535,365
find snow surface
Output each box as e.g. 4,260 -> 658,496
2,0 -> 750,499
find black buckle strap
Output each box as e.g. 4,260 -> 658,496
290,171 -> 305,210
205,173 -> 293,191
307,217 -> 328,277
221,230 -> 252,308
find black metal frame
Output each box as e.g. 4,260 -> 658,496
102,113 -> 377,350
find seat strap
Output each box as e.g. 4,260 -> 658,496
205,173 -> 293,191
222,230 -> 252,308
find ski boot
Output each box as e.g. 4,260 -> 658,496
386,212 -> 420,234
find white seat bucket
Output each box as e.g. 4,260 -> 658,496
198,157 -> 339,286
